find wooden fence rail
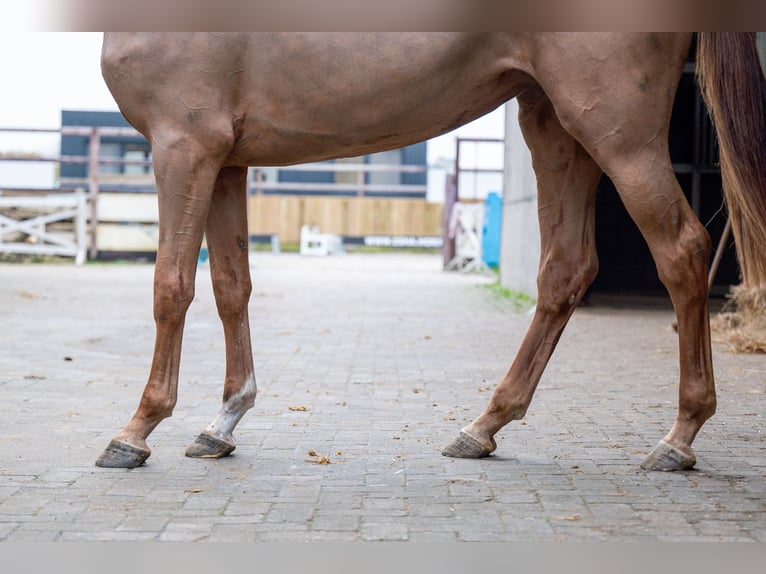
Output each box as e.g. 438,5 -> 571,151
0,126 -> 439,259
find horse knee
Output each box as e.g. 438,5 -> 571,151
211,268 -> 251,320
153,270 -> 196,324
536,251 -> 598,315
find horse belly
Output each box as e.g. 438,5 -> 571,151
228,89 -> 510,166
225,33 -> 527,166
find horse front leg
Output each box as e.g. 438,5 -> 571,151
186,166 -> 256,459
443,88 -> 602,458
96,139 -> 226,469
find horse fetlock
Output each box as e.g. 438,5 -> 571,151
138,396 -> 176,423
679,386 -> 717,424
222,374 -> 257,411
695,393 -> 717,422
485,398 -> 528,428
205,375 -> 257,438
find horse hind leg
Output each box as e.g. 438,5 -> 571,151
612,163 -> 714,471
444,87 -> 602,458
186,166 -> 257,459
615,167 -> 714,471
551,90 -> 715,470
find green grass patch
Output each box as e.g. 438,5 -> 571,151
249,242 -> 440,254
344,245 -> 441,254
481,281 -> 536,311
250,241 -> 301,253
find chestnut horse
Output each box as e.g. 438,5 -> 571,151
96,33 -> 766,471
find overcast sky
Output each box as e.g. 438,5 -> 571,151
0,32 -> 506,191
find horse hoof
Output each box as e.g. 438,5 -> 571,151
95,439 -> 150,468
185,432 -> 236,459
442,430 -> 496,458
641,439 -> 696,471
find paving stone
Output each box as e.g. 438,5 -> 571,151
0,253 -> 764,541
360,521 -> 408,541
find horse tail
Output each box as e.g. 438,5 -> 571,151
697,32 -> 766,287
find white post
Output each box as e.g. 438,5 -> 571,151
87,128 -> 100,260
499,100 -> 540,299
74,188 -> 87,265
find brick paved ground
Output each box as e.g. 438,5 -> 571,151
0,252 -> 764,541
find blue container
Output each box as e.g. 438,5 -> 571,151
482,192 -> 503,267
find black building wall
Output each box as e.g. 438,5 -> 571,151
400,143 -> 427,186
60,110 -> 148,179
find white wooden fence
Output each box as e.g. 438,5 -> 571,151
0,190 -> 88,265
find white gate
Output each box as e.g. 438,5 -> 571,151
0,191 -> 88,265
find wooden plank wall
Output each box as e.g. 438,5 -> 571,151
96,192 -> 159,251
95,193 -> 443,251
247,195 -> 443,242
